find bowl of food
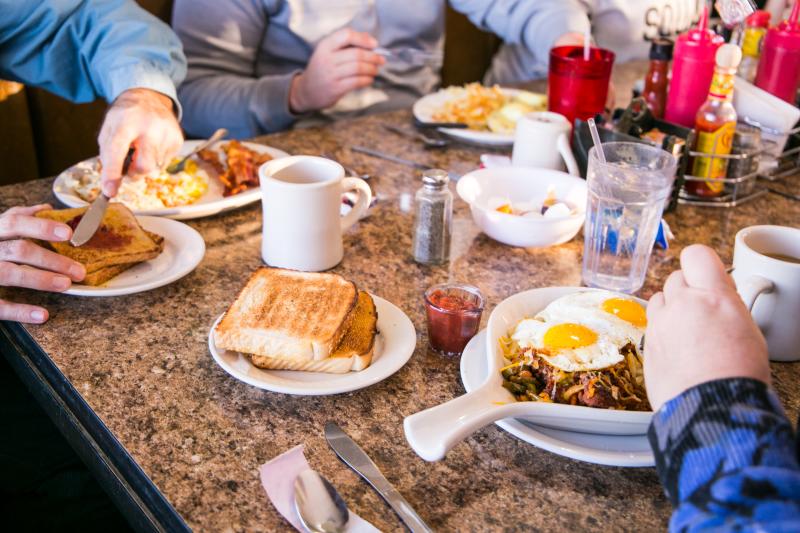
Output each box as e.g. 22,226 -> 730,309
456,167 -> 587,248
404,287 -> 652,461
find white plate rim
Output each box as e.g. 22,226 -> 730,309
412,87 -> 524,146
207,295 -> 417,396
461,329 -> 655,467
62,216 -> 205,297
52,140 -> 288,220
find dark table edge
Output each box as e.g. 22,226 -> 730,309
1,321 -> 190,533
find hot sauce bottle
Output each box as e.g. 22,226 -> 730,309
642,39 -> 674,119
687,44 -> 742,197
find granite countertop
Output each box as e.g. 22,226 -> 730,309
1,63 -> 799,531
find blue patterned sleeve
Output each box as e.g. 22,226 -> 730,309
648,378 -> 800,532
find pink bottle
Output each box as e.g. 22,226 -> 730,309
665,6 -> 725,127
755,1 -> 800,103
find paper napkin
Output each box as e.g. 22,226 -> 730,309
259,445 -> 380,533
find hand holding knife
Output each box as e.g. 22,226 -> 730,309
70,148 -> 134,247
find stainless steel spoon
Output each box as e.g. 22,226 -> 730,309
294,468 -> 350,533
166,127 -> 227,174
383,124 -> 449,149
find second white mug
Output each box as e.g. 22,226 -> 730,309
512,111 -> 580,176
732,225 -> 800,362
258,156 -> 371,272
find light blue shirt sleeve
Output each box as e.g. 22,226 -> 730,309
0,0 -> 186,107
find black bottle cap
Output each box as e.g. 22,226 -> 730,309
649,38 -> 674,61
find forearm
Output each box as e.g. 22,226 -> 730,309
451,0 -> 590,62
0,0 -> 185,105
178,71 -> 300,139
649,378 -> 800,531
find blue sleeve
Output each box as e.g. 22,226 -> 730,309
0,0 -> 186,106
648,378 -> 800,532
449,0 -> 590,73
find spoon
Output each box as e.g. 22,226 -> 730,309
166,127 -> 227,174
294,468 -> 350,533
383,124 -> 449,149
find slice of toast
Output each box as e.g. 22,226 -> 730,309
78,230 -> 164,286
35,204 -> 161,273
214,267 -> 358,361
247,291 -> 378,373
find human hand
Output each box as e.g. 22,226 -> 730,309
289,28 -> 386,114
644,244 -> 770,411
98,88 -> 183,197
0,205 -> 86,323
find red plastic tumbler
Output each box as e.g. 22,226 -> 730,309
548,46 -> 615,126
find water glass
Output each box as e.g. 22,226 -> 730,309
582,142 -> 677,293
548,46 -> 615,126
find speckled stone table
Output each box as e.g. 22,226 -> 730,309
2,65 -> 799,532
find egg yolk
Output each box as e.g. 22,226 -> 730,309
543,323 -> 598,350
602,298 -> 647,327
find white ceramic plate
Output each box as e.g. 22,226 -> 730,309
207,295 -> 416,395
53,140 -> 289,220
64,216 -> 205,297
412,87 -> 522,147
462,330 -> 654,467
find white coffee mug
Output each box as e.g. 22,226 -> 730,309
258,156 -> 371,272
732,225 -> 800,362
512,111 -> 580,176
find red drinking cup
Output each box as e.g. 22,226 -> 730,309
548,46 -> 615,126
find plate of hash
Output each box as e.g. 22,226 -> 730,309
413,84 -> 546,147
404,287 -> 652,462
53,140 -> 289,220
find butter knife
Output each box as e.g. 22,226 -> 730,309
324,422 -> 433,533
70,148 -> 134,247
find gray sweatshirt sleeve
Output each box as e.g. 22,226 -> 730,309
450,0 -> 591,78
172,0 -> 299,139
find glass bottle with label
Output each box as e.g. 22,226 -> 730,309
738,10 -> 771,82
687,44 -> 742,198
642,39 -> 674,119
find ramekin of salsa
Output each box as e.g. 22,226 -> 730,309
424,284 -> 484,356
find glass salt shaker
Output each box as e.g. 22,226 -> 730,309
412,169 -> 452,265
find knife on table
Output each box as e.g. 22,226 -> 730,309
324,422 -> 433,533
70,148 -> 134,247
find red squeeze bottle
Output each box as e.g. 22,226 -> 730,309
755,1 -> 800,103
664,6 -> 725,127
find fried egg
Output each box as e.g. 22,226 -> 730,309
510,290 -> 647,372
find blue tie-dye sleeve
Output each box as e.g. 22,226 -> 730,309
648,378 -> 800,532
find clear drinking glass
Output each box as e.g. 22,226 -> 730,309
582,142 -> 677,293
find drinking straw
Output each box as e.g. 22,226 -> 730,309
790,0 -> 800,30
583,25 -> 591,61
588,118 -> 606,164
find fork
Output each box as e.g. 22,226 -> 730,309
166,127 -> 227,174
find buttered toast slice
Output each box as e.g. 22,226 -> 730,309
79,231 -> 165,286
248,291 -> 378,373
214,268 -> 358,361
35,204 -> 162,273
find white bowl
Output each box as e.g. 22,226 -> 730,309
456,167 -> 587,247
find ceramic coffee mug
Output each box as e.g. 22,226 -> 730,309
732,225 -> 800,362
259,156 -> 371,272
512,111 -> 580,176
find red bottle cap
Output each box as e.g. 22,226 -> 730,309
746,10 -> 771,28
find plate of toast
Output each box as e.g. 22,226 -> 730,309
209,268 -> 417,395
35,204 -> 205,296
52,140 -> 289,220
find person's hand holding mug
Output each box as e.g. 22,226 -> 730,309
289,28 -> 386,114
98,88 -> 184,197
644,244 -> 771,411
0,204 -> 86,323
